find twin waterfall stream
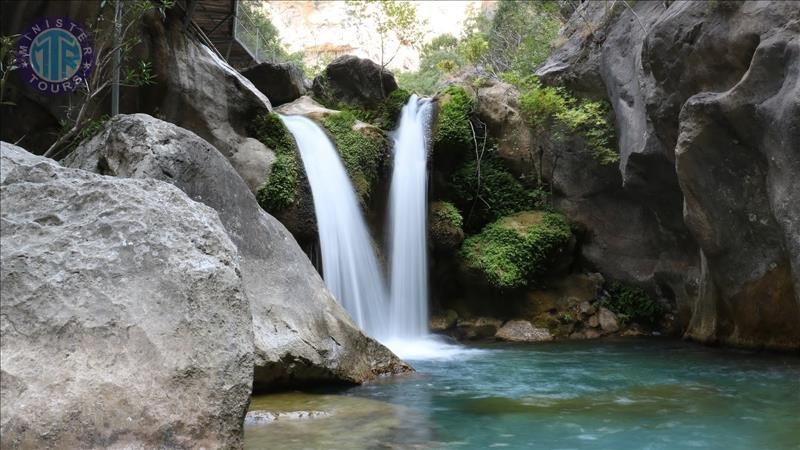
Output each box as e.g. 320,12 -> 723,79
280,96 -> 455,359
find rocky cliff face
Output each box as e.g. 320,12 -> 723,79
536,0 -> 800,349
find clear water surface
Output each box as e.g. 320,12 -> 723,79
246,338 -> 800,450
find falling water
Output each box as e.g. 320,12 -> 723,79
382,96 -> 474,360
282,108 -> 475,360
280,115 -> 388,337
387,95 -> 433,339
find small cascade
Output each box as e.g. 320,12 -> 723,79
387,95 -> 433,339
280,115 -> 388,337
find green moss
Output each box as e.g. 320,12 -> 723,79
250,113 -> 299,212
256,153 -> 298,212
600,282 -> 665,325
316,88 -> 412,131
450,159 -> 545,229
505,74 -> 618,165
434,85 -> 474,153
320,111 -> 387,202
433,201 -> 464,229
460,211 -> 572,289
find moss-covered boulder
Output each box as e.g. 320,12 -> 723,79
429,201 -> 465,252
320,111 -> 390,205
460,211 -> 574,290
432,85 -> 475,170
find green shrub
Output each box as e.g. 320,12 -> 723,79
250,112 -> 299,212
506,74 -> 618,165
256,153 -> 298,212
434,85 -> 474,152
450,159 -> 542,228
460,211 -> 572,289
320,111 -> 387,201
600,281 -> 665,325
433,201 -> 464,229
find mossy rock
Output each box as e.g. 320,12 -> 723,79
313,85 -> 411,131
429,201 -> 465,251
320,111 -> 389,204
460,211 -> 573,290
433,85 -> 474,155
249,113 -> 300,213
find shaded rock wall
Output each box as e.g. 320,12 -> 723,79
536,0 -> 800,349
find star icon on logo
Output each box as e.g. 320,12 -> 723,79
83,62 -> 92,71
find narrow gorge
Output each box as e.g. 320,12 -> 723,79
0,0 -> 798,449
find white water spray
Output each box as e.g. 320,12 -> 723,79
280,115 -> 388,337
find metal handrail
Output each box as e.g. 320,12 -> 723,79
233,0 -> 280,63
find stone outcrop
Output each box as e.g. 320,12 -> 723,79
534,0 -> 800,349
474,81 -> 534,178
242,62 -> 307,106
312,55 -> 398,109
138,11 -> 274,194
0,142 -> 253,448
495,320 -> 553,342
65,114 -> 410,390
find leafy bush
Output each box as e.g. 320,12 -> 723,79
601,281 -> 665,325
434,85 -> 474,153
397,33 -> 463,95
507,74 -> 618,165
450,159 -> 543,229
433,201 -> 464,229
250,113 -> 299,212
320,111 -> 387,201
460,211 -> 572,289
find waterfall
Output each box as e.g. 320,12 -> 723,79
280,115 -> 388,337
282,105 -> 470,360
387,95 -> 433,339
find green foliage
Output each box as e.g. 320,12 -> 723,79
600,281 -> 665,325
434,85 -> 474,152
238,1 -> 298,65
509,75 -> 618,165
251,112 -> 295,154
344,88 -> 412,130
346,0 -> 426,71
122,60 -> 156,87
469,0 -> 561,75
462,34 -> 489,65
0,34 -> 18,106
250,113 -> 299,212
396,33 -> 463,95
450,159 -> 545,229
320,111 -> 387,201
461,211 -> 572,289
434,201 -> 464,229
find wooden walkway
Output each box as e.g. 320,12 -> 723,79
177,0 -> 257,70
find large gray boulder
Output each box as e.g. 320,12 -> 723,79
242,62 -> 307,106
536,0 -> 800,349
0,142 -> 253,448
312,55 -> 398,109
65,114 -> 410,390
139,11 -> 274,194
